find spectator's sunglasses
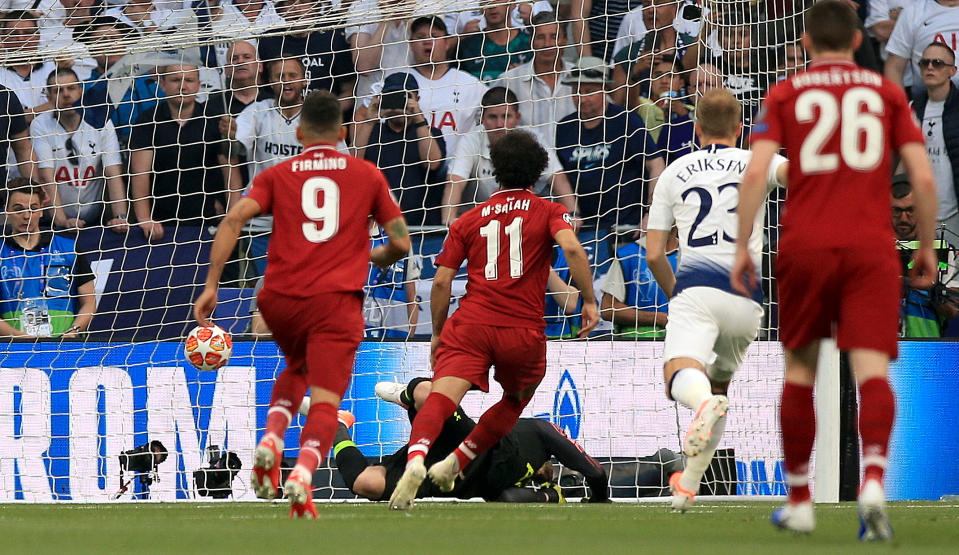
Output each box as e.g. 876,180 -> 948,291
64,136 -> 79,167
918,58 -> 950,70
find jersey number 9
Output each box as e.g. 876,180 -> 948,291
301,176 -> 340,242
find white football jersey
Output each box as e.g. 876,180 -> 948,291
647,144 -> 786,302
236,98 -> 304,180
31,114 -> 122,222
408,68 -> 486,156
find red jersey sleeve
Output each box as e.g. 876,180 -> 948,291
548,202 -> 574,236
368,164 -> 403,226
246,167 -> 275,214
888,83 -> 924,150
435,220 -> 467,270
750,82 -> 786,145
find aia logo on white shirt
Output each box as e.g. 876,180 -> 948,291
56,166 -> 95,188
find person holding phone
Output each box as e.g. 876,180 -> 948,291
354,72 -> 447,227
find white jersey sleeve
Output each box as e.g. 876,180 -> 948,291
100,122 -> 122,169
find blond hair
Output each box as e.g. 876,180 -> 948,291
696,89 -> 742,139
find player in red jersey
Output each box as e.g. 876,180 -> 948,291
194,91 -> 410,518
388,129 -> 600,510
731,1 -> 938,540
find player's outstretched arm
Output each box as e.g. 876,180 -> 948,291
532,419 -> 610,502
554,228 -> 599,337
899,142 -> 940,289
194,197 -> 262,326
731,139 -> 779,297
370,216 -> 411,269
645,229 -> 675,297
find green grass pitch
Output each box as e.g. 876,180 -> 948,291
1,501 -> 957,554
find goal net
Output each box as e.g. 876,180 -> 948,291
0,0 -> 809,501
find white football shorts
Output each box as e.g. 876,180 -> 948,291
663,286 -> 764,383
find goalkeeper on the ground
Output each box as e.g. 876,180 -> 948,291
318,378 -> 610,503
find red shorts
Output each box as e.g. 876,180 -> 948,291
432,318 -> 547,393
257,288 -> 364,395
776,247 -> 899,359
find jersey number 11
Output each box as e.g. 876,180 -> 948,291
479,217 -> 524,280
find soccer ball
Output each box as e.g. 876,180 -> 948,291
185,324 -> 232,371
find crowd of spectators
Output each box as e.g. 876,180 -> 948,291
0,0 -> 956,339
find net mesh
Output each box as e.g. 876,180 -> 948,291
0,0 -> 810,501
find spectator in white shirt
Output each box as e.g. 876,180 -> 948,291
406,15 -> 486,158
345,0 -> 415,105
492,10 -> 575,149
0,11 -> 57,120
32,68 -> 128,232
911,42 -> 959,242
885,0 -> 959,95
443,86 -> 575,226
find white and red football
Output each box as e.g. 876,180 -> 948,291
185,324 -> 232,371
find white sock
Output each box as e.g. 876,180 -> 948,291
670,368 -> 712,411
680,414 -> 727,493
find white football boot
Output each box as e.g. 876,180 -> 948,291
858,479 -> 894,541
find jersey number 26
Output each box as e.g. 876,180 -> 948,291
795,87 -> 884,174
301,176 -> 339,242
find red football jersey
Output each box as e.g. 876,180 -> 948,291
751,60 -> 924,251
247,143 -> 402,297
435,188 -> 573,330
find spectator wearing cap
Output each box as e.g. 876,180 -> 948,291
0,11 -> 58,121
406,16 -> 486,158
912,42 -> 959,243
491,10 -> 574,149
443,86 -> 575,226
554,56 -> 664,231
457,0 -> 533,82
354,72 -> 446,227
892,175 -> 959,338
78,17 -> 164,144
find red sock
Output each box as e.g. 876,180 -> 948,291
295,402 -> 339,474
781,382 -> 815,504
408,392 -> 458,463
265,369 -> 308,439
452,395 -> 529,471
859,377 -> 895,484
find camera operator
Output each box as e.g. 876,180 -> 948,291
353,72 -> 446,226
892,176 -> 959,337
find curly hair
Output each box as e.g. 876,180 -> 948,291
489,130 -> 548,190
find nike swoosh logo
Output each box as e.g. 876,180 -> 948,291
924,21 -> 934,26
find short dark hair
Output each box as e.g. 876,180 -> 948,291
531,10 -> 566,36
805,0 -> 858,52
0,10 -> 38,28
46,67 -> 79,87
923,42 -> 956,64
481,86 -> 518,110
410,15 -> 447,36
891,175 -> 912,199
4,177 -> 46,209
300,91 -> 342,136
490,130 -> 547,190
